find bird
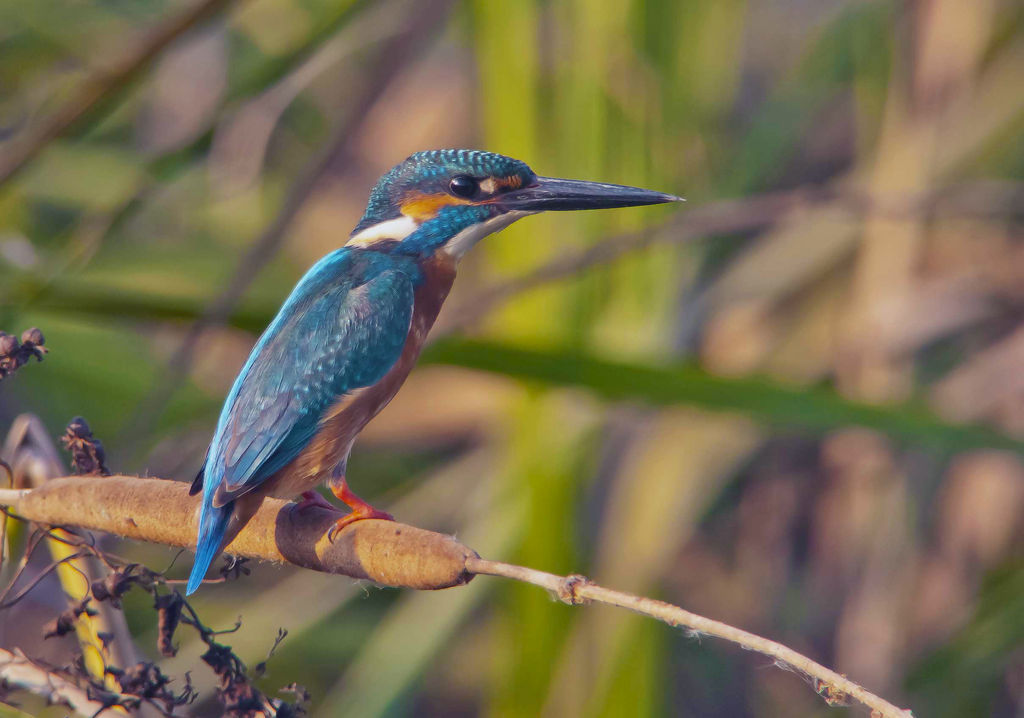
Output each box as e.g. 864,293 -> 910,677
186,149 -> 680,594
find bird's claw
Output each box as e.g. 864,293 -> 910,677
326,508 -> 395,542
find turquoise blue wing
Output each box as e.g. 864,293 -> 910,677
203,250 -> 416,504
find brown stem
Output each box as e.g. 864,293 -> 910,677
466,557 -> 913,718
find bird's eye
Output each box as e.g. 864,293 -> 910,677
449,175 -> 478,199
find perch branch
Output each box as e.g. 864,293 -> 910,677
0,476 -> 913,717
0,478 -> 476,591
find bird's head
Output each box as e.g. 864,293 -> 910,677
347,149 -> 680,259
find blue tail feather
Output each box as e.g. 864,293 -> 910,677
187,500 -> 232,595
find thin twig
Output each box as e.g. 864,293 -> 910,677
0,521 -> 51,606
0,550 -> 90,610
465,557 -> 912,718
0,0 -> 238,187
0,488 -> 26,503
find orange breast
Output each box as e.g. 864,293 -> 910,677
261,254 -> 458,499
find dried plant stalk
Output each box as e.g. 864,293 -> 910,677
0,477 -> 476,590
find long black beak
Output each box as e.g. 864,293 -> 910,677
498,176 -> 682,212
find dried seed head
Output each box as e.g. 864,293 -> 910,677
0,333 -> 17,355
62,416 -> 110,476
20,327 -> 44,346
43,611 -> 77,639
155,593 -> 184,658
67,416 -> 92,438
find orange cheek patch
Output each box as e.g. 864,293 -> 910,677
501,175 -> 524,190
400,192 -> 471,221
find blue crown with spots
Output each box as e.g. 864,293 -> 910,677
354,150 -> 535,231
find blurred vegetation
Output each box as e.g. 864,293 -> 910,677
1,0 -> 1022,716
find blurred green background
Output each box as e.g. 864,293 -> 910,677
1,0 -> 1023,715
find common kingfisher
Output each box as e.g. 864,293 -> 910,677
187,149 -> 679,594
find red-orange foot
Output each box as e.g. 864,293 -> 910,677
326,476 -> 394,542
327,506 -> 395,542
295,490 -> 335,513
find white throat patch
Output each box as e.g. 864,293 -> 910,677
346,215 -> 419,247
441,211 -> 533,259
345,210 -> 533,259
